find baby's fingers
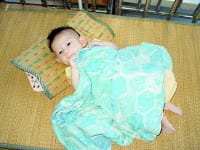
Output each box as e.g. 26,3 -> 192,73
88,41 -> 100,47
69,55 -> 78,67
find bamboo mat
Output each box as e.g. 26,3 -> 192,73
0,3 -> 200,150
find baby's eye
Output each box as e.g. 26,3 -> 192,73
66,42 -> 71,46
58,50 -> 63,55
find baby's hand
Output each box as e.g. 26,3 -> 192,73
88,41 -> 118,50
69,54 -> 78,68
88,41 -> 101,47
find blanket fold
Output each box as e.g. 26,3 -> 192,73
52,42 -> 172,150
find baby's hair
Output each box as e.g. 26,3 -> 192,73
47,26 -> 80,52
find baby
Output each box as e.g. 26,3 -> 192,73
48,26 -> 118,89
48,26 -> 182,146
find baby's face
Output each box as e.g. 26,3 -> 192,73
51,30 -> 84,65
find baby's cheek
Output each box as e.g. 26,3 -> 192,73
59,55 -> 69,65
63,58 -> 70,65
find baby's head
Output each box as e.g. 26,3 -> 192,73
47,26 -> 87,65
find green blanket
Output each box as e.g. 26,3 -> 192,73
52,42 -> 172,150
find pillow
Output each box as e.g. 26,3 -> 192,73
11,11 -> 115,99
65,11 -> 115,42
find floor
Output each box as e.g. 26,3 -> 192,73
0,3 -> 200,150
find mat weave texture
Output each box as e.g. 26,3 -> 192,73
0,4 -> 200,150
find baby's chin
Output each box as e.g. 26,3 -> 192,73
63,61 -> 70,66
58,59 -> 69,66
56,57 -> 69,66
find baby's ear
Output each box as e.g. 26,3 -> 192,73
79,36 -> 88,47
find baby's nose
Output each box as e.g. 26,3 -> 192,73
63,49 -> 70,57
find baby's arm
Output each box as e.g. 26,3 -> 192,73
69,55 -> 80,89
88,41 -> 119,50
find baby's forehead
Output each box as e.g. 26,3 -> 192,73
60,29 -> 78,37
52,30 -> 73,44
